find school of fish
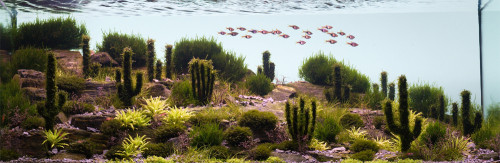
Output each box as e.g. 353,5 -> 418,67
218,25 -> 358,47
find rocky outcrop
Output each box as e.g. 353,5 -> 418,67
80,81 -> 116,103
52,50 -> 83,75
70,115 -> 108,130
90,52 -> 119,67
22,87 -> 46,102
18,69 -> 45,88
144,83 -> 171,98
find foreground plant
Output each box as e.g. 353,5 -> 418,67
42,128 -> 69,149
38,52 -> 66,129
118,134 -> 150,160
285,97 -> 317,152
384,75 -> 422,152
115,108 -> 151,130
461,90 -> 482,136
163,106 -> 192,126
189,58 -> 215,105
115,47 -> 143,107
141,97 -> 168,118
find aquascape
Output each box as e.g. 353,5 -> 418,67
0,0 -> 499,162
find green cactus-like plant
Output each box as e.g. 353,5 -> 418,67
285,97 -> 316,152
155,60 -> 162,80
189,58 -> 215,105
333,64 -> 342,101
461,90 -> 482,136
381,71 -> 387,97
452,102 -> 458,126
82,35 -> 90,78
430,106 -> 438,119
384,75 -> 422,152
343,85 -> 351,103
261,51 -> 275,81
438,95 -> 445,121
165,44 -> 173,79
147,39 -> 155,82
38,52 -> 66,129
257,66 -> 263,75
388,82 -> 395,101
116,47 -> 143,107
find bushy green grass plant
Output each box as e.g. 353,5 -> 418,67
408,82 -> 447,118
190,123 -> 224,148
42,128 -> 69,149
115,108 -> 150,130
246,73 -> 273,96
97,31 -> 147,67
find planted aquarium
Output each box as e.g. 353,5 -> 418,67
0,0 -> 499,162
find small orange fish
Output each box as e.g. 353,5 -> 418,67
318,28 -> 328,33
227,32 -> 239,36
289,25 -> 300,30
338,31 -> 346,36
242,35 -> 252,39
322,25 -> 333,29
248,29 -> 258,34
347,35 -> 355,39
260,30 -> 270,34
327,32 -> 338,37
272,29 -> 282,35
237,27 -> 246,31
227,27 -> 234,31
303,35 -> 311,39
303,30 -> 313,35
347,42 -> 359,47
326,39 -> 337,44
297,40 -> 306,45
280,34 -> 290,38
218,31 -> 226,35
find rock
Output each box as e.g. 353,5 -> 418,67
331,147 -> 346,153
70,115 -> 108,130
17,69 -> 45,88
22,87 -> 46,102
53,50 -> 83,75
51,148 -> 59,155
57,112 -> 69,123
144,83 -> 171,98
80,81 -> 116,103
87,127 -> 99,133
219,119 -> 231,130
90,52 -> 119,67
50,153 -> 86,160
272,151 -> 308,162
479,153 -> 499,160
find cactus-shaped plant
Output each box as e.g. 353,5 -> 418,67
165,44 -> 173,79
381,71 -> 388,97
384,75 -> 422,152
147,39 -> 155,82
343,85 -> 351,103
189,58 -> 215,105
461,90 -> 482,136
82,35 -> 90,78
388,82 -> 395,101
438,95 -> 445,121
430,106 -> 438,119
257,66 -> 263,75
452,102 -> 458,126
285,97 -> 316,152
262,51 -> 275,81
155,60 -> 162,80
38,52 -> 66,129
116,47 -> 143,107
333,64 -> 342,101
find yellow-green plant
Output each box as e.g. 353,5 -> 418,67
309,138 -> 331,151
118,134 -> 150,160
42,128 -> 69,149
144,156 -> 174,163
163,106 -> 192,126
347,127 -> 367,142
115,108 -> 151,130
374,137 -> 395,152
141,97 -> 168,118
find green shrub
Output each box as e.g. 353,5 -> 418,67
351,139 -> 380,153
144,156 -> 172,163
190,123 -> 224,148
351,150 -> 375,161
207,145 -> 231,159
0,24 -> 15,51
105,145 -> 124,160
246,73 -> 273,96
16,17 -> 87,49
162,106 -> 192,126
340,113 -> 364,129
212,50 -> 247,82
100,119 -> 124,136
21,116 -> 45,130
266,156 -> 286,163
238,110 -> 278,133
419,122 -> 446,146
189,107 -> 239,126
143,142 -> 175,158
251,144 -> 272,161
170,80 -> 195,107
408,82 -> 447,118
0,149 -> 19,161
374,116 -> 386,129
299,52 -> 370,93
61,100 -> 94,115
277,140 -> 299,151
315,113 -> 342,143
68,140 -> 96,158
97,31 -> 147,67
56,75 -> 85,95
173,37 -> 223,74
366,84 -> 385,110
155,124 -> 186,143
223,126 -> 253,147
0,75 -> 36,127
10,47 -> 48,75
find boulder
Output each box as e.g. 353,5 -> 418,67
22,87 -> 46,102
80,81 -> 117,103
70,115 -> 108,130
17,69 -> 45,88
90,52 -> 119,67
144,83 -> 171,98
52,50 -> 83,75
